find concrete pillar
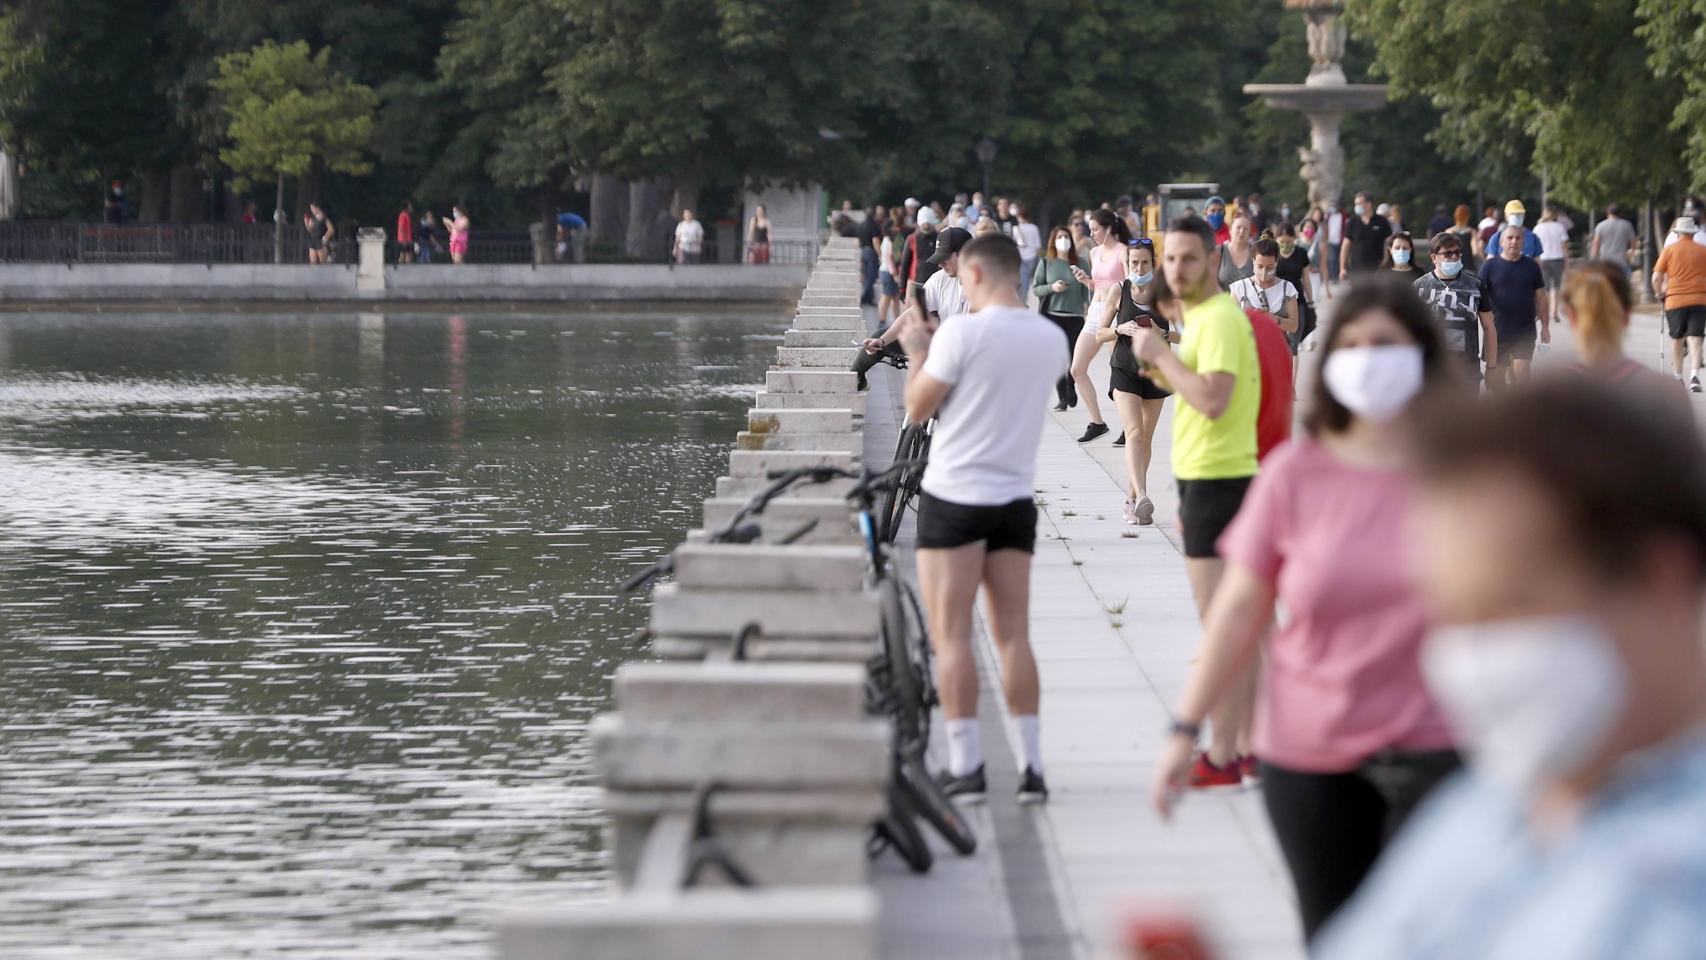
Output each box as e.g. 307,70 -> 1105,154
357,227 -> 387,291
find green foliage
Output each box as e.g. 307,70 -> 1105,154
212,40 -> 377,192
1638,0 -> 1706,195
1350,0 -> 1685,207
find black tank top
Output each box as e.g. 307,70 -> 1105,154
752,223 -> 769,243
1110,280 -> 1168,372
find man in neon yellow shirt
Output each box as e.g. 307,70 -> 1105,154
1132,213 -> 1262,789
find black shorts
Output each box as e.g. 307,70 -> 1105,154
916,492 -> 1037,553
1496,334 -> 1536,365
1110,364 -> 1172,400
1668,304 -> 1706,339
1177,476 -> 1253,559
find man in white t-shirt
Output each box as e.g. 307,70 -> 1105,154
672,209 -> 705,264
855,227 -> 973,388
895,233 -> 1068,805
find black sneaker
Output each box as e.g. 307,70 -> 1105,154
1112,432 -> 1126,447
856,372 -> 869,392
937,765 -> 987,803
1017,767 -> 1049,805
1077,422 -> 1110,444
1692,375 -> 1701,394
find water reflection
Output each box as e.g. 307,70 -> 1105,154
0,308 -> 782,957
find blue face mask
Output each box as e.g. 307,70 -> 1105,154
1207,212 -> 1225,230
1129,270 -> 1153,287
1439,259 -> 1463,279
1393,249 -> 1412,266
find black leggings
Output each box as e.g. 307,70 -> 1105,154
1045,312 -> 1085,405
1259,750 -> 1460,944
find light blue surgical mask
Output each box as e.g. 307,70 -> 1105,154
1439,259 -> 1463,279
1129,270 -> 1153,287
1354,204 -> 1368,217
1393,249 -> 1412,266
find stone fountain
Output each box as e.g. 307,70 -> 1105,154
1243,0 -> 1386,207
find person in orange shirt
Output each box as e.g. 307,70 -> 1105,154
395,201 -> 415,264
1653,216 -> 1706,392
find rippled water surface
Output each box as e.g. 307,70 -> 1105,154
0,309 -> 785,958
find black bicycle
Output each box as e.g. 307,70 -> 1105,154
876,418 -> 932,545
621,462 -> 975,872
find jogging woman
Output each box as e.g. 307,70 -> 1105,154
1065,209 -> 1130,443
1150,276 -> 1461,945
747,204 -> 772,264
1034,226 -> 1091,410
1094,238 -> 1172,524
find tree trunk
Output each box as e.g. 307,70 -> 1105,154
168,164 -> 201,223
138,168 -> 169,223
670,174 -> 701,220
589,174 -> 629,255
626,178 -> 673,260
274,171 -> 286,265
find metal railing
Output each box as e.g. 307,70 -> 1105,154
0,222 -> 822,267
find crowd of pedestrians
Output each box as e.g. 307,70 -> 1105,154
853,184 -> 1706,955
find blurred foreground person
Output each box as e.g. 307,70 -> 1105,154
1318,378 -> 1706,959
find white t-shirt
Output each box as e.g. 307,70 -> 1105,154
878,236 -> 894,275
675,220 -> 704,252
923,269 -> 969,321
920,306 -> 1070,506
1533,220 -> 1569,261
1663,230 -> 1706,249
1229,277 -> 1297,316
1013,222 -> 1042,259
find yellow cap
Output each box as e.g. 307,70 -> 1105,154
1504,199 -> 1527,215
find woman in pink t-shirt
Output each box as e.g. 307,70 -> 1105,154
1148,276 -> 1464,945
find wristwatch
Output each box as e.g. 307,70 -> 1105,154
1168,719 -> 1202,740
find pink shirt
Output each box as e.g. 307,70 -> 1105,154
1089,243 -> 1124,292
1218,438 -> 1454,772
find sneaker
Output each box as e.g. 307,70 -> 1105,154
1121,498 -> 1140,525
1077,422 -> 1110,444
856,373 -> 869,392
1239,755 -> 1262,785
1053,400 -> 1070,412
1113,431 -> 1126,447
937,765 -> 987,803
1187,752 -> 1243,790
1017,767 -> 1049,805
1692,375 -> 1701,394
1134,496 -> 1155,525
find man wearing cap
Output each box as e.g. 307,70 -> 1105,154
1654,216 -> 1706,392
855,226 -> 974,389
1484,200 -> 1543,259
1205,195 -> 1231,246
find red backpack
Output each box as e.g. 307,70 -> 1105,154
1241,307 -> 1295,461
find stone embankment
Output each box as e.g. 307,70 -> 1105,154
498,237 -> 890,960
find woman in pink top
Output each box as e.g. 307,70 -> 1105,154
1149,276 -> 1462,945
1065,208 -> 1132,444
449,204 -> 471,264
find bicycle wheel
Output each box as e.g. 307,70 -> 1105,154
878,578 -> 927,747
870,782 -> 933,873
898,578 -> 936,745
883,422 -> 932,544
898,752 -> 977,856
877,423 -> 922,544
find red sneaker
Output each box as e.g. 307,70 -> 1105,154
1239,755 -> 1261,785
1188,751 -> 1243,789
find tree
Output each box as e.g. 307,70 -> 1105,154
1638,0 -> 1706,195
213,40 -> 377,262
1349,0 -> 1685,210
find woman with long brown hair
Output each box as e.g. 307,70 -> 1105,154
1033,225 -> 1091,410
1065,208 -> 1132,442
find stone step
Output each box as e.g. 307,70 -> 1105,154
776,347 -> 856,368
785,330 -> 865,348
727,450 -> 856,477
797,305 -> 864,315
685,523 -> 859,547
754,391 -> 867,416
799,295 -> 858,306
594,714 -> 889,789
499,889 -> 878,960
607,797 -> 880,889
671,542 -> 865,591
653,633 -> 876,663
748,408 -> 855,434
735,431 -> 860,454
792,314 -> 866,332
715,473 -> 859,501
701,497 -> 858,542
766,370 -> 859,394
650,582 -> 879,639
613,660 -> 867,722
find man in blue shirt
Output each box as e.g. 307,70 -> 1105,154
1484,198 -> 1544,258
1319,379 -> 1706,960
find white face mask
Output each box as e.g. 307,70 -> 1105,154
1128,270 -> 1153,286
1321,344 -> 1424,421
1507,213 -> 1524,227
1423,616 -> 1626,796
1055,237 -> 1072,254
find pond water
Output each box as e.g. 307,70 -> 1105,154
0,307 -> 785,958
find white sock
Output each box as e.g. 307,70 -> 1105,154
946,718 -> 982,776
1015,714 -> 1044,776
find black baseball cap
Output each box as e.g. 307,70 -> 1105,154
928,226 -> 973,265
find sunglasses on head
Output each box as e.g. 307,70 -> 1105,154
1127,238 -> 1154,248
